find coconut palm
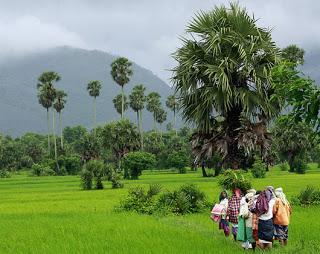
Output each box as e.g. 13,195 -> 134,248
53,90 -> 67,149
113,94 -> 128,116
155,107 -> 167,136
172,3 -> 280,169
110,57 -> 133,118
146,92 -> 161,130
87,80 -> 102,134
166,95 -> 179,134
129,85 -> 146,147
37,72 -> 60,154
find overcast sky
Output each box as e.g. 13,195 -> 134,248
0,0 -> 318,82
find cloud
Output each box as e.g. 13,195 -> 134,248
0,15 -> 87,57
0,0 -> 319,82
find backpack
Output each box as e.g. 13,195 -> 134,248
255,191 -> 269,216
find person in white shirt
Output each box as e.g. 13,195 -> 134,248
218,190 -> 230,236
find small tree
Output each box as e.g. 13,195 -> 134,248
122,151 -> 156,179
101,119 -> 140,169
167,151 -> 189,173
81,159 -> 105,190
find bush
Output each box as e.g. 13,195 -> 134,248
218,169 -> 252,193
0,169 -> 10,178
81,169 -> 93,190
250,158 -> 266,178
119,184 -> 162,214
167,151 -> 189,173
122,152 -> 156,179
279,162 -> 289,171
296,186 -> 320,205
158,184 -> 208,214
118,184 -> 208,215
293,158 -> 308,174
31,163 -> 55,176
81,160 -> 105,190
58,155 -> 81,175
19,155 -> 34,169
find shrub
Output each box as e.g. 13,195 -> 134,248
19,155 -> 33,168
119,184 -> 162,214
58,155 -> 81,175
293,158 -> 308,174
218,169 -> 252,193
250,158 -> 266,178
81,169 -> 93,190
122,152 -> 156,179
81,160 -> 105,190
167,151 -> 189,173
118,184 -> 208,215
0,169 -> 10,178
296,186 -> 320,205
279,162 -> 289,171
31,163 -> 55,176
158,184 -> 208,214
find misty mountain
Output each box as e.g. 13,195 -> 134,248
302,49 -> 320,84
0,46 -> 175,136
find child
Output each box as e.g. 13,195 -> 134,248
218,190 -> 229,236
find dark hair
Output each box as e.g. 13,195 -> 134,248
256,190 -> 262,195
219,190 -> 228,201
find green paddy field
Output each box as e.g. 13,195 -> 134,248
1,166 -> 320,254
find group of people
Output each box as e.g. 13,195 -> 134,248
211,186 -> 292,250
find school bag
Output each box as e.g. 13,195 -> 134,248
255,191 -> 269,216
210,204 -> 225,222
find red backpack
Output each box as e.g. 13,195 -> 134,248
255,191 -> 269,216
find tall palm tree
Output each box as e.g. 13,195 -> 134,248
37,72 -> 60,158
129,85 -> 146,147
113,94 -> 128,116
110,57 -> 133,118
155,107 -> 167,137
146,92 -> 161,131
172,3 -> 279,169
37,89 -> 52,154
53,90 -> 67,149
166,95 -> 179,134
87,80 -> 102,134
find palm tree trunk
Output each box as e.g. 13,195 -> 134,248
52,110 -> 60,173
59,112 -> 63,149
121,86 -> 124,119
139,110 -> 144,149
136,111 -> 139,127
94,96 -> 97,136
153,113 -> 157,131
173,109 -> 177,135
46,108 -> 51,154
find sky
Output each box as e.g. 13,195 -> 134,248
0,0 -> 319,83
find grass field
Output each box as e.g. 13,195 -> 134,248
1,166 -> 320,254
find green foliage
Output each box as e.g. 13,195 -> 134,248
101,119 -> 140,168
31,163 -> 55,176
167,151 -> 189,173
281,45 -> 305,65
250,158 -> 266,178
279,162 -> 290,171
218,170 -> 252,193
63,126 -> 88,144
58,155 -> 81,175
119,184 -> 207,215
272,116 -> 313,172
87,80 -> 102,98
292,158 -> 308,174
81,169 -> 93,190
119,184 -> 162,214
0,169 -> 10,178
122,152 -> 156,179
158,184 -> 208,215
113,94 -> 129,115
19,155 -> 34,169
81,160 -> 105,190
296,186 -> 320,205
76,133 -> 101,162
